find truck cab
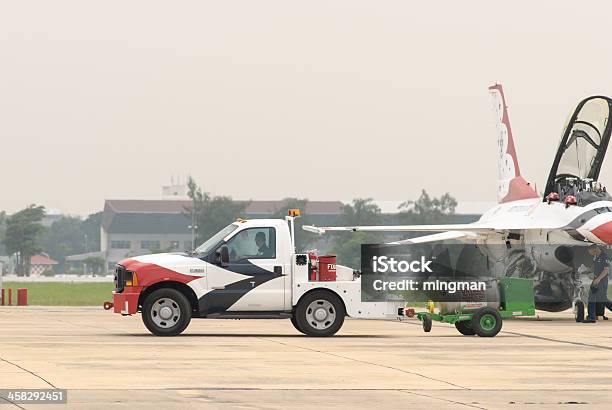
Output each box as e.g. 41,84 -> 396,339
111,214 -> 402,336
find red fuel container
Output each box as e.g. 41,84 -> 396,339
17,288 -> 28,306
318,255 -> 337,281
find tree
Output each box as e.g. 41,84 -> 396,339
40,216 -> 87,272
397,190 -> 457,224
4,205 -> 46,276
198,196 -> 249,242
83,256 -> 105,274
395,190 -> 458,243
270,198 -> 317,251
81,212 -> 102,252
342,198 -> 383,226
186,176 -> 248,247
0,211 -> 7,255
332,199 -> 383,269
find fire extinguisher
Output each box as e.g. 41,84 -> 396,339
308,250 -> 318,281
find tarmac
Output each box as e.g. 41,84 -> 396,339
1,306 -> 611,409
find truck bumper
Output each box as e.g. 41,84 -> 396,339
113,290 -> 140,315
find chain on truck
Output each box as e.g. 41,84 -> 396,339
104,210 -> 405,336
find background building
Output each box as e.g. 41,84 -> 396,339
30,253 -> 59,276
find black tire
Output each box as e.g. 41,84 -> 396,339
290,315 -> 306,334
455,320 -> 476,336
142,288 -> 192,336
295,290 -> 345,337
575,300 -> 585,323
422,314 -> 432,333
472,307 -> 502,337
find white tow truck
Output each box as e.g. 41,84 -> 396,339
108,211 -> 404,336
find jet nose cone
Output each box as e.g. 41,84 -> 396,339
590,221 -> 612,244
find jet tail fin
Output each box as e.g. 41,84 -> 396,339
489,84 -> 539,203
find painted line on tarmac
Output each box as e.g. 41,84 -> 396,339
401,318 -> 612,351
500,331 -> 612,351
0,356 -> 57,389
0,395 -> 26,410
50,317 -> 114,332
399,390 -> 486,409
255,336 -> 470,390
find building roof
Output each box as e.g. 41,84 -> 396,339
102,199 -> 345,234
105,200 -> 191,214
30,254 -> 58,265
104,199 -> 344,215
104,212 -> 193,234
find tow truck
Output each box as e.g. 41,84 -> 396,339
106,210 -> 405,336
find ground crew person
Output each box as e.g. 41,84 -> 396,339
583,244 -> 609,323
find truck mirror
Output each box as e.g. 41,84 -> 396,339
219,246 -> 230,265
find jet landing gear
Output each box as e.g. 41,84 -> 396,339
571,278 -> 588,323
574,300 -> 585,323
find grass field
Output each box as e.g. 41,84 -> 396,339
2,282 -> 114,306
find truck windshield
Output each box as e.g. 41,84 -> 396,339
195,223 -> 238,255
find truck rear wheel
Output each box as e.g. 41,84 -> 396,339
296,291 -> 345,337
290,315 -> 306,334
142,288 -> 192,336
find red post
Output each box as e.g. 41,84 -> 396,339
17,288 -> 28,306
7,288 -> 12,306
1,288 -> 4,306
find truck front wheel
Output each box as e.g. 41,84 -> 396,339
295,291 -> 345,337
142,288 -> 192,336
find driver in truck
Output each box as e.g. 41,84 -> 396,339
255,231 -> 272,257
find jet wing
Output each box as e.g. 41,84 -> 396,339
386,231 -> 476,244
302,223 -> 492,235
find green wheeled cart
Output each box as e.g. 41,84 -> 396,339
416,277 -> 536,337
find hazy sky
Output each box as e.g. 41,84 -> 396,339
3,1 -> 612,216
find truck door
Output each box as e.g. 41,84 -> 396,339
202,226 -> 286,314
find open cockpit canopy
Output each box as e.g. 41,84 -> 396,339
545,96 -> 612,204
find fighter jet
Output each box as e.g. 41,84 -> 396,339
304,85 -> 612,317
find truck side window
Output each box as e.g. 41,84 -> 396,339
224,227 -> 276,261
